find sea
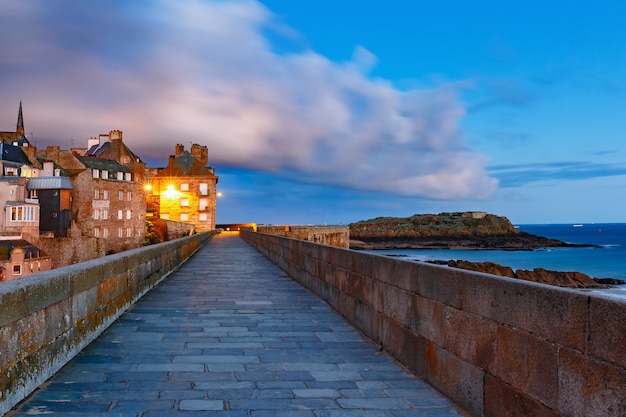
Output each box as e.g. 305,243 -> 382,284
364,222 -> 626,299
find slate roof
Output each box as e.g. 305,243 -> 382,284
0,239 -> 43,261
0,143 -> 31,165
75,155 -> 131,173
27,176 -> 73,190
157,151 -> 216,177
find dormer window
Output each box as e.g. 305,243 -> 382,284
92,169 -> 99,178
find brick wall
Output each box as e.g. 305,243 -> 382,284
240,231 -> 626,417
0,231 -> 216,415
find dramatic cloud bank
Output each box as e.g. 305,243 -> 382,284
0,0 -> 498,200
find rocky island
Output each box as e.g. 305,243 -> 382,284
349,211 -> 595,250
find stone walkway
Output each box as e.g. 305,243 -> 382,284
9,234 -> 464,417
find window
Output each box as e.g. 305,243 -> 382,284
102,209 -> 108,220
180,198 -> 189,207
118,228 -> 123,238
103,228 -> 109,238
10,206 -> 36,222
101,170 -> 109,179
199,213 -> 208,221
124,173 -> 132,181
13,265 -> 22,276
127,191 -> 132,201
94,227 -> 100,238
161,213 -> 169,220
118,190 -> 124,200
199,198 -> 208,210
121,156 -> 130,164
126,227 -> 132,237
93,209 -> 100,220
180,213 -> 189,221
118,210 -> 123,220
103,190 -> 109,200
180,183 -> 189,191
117,172 -> 124,181
30,190 -> 38,199
126,210 -> 131,220
199,183 -> 208,195
92,169 -> 99,178
94,189 -> 100,199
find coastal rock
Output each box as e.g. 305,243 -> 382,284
443,260 -> 606,289
349,212 -> 590,250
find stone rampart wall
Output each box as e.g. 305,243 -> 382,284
0,231 -> 216,416
256,226 -> 349,248
240,230 -> 626,417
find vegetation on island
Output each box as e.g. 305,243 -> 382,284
349,212 -> 594,250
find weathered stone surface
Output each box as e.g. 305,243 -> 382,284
494,325 -> 558,409
559,348 -> 626,417
589,295 -> 626,368
484,374 -> 556,417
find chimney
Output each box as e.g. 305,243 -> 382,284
168,155 -> 175,168
46,146 -> 60,164
43,161 -> 55,176
109,130 -> 123,159
175,144 -> 184,157
191,144 -> 208,165
87,136 -> 99,150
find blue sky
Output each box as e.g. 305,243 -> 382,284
1,1 -> 625,225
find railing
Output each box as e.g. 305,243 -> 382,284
241,230 -> 626,417
0,231 -> 216,416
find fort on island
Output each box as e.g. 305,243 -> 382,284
1,103 -> 625,417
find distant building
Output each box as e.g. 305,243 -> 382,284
0,238 -> 52,281
146,144 -> 218,233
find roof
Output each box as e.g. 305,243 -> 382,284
158,151 -> 216,177
27,176 -> 73,190
0,239 -> 44,261
0,143 -> 31,164
75,155 -> 131,173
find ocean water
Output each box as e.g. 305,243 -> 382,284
364,223 -> 626,296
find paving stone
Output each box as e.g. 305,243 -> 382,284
8,234 -> 464,417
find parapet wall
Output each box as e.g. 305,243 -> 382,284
256,225 -> 349,248
240,230 -> 626,417
0,231 -> 216,416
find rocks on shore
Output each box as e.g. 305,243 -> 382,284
429,259 -> 625,289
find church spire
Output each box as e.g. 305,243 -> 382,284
16,101 -> 24,137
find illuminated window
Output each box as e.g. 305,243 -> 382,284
199,198 -> 208,210
161,213 -> 169,220
199,183 -> 208,195
180,198 -> 189,207
199,213 -> 208,221
180,213 -> 189,221
180,183 -> 189,191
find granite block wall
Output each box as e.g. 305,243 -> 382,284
240,230 -> 626,417
0,232 -> 215,416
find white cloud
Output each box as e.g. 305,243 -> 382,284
0,0 -> 498,200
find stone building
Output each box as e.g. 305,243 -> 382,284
145,144 -> 218,233
0,239 -> 52,281
36,130 -> 147,259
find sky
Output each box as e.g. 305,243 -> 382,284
1,0 -> 625,225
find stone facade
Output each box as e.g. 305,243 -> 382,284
145,144 -> 218,233
256,225 -> 350,248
